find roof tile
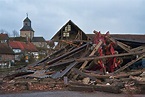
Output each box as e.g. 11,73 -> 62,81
9,41 -> 38,52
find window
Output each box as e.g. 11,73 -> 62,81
63,32 -> 69,37
1,40 -> 7,43
63,24 -> 71,37
24,22 -> 30,26
65,24 -> 71,32
25,23 -> 28,26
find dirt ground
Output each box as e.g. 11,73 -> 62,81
0,91 -> 145,97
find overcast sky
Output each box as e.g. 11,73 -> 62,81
0,0 -> 145,40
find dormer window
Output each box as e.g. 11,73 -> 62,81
65,24 -> 71,32
63,24 -> 71,37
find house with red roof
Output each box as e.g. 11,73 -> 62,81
9,41 -> 38,62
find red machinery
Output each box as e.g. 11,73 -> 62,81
93,31 -> 121,73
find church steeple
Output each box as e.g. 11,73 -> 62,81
20,14 -> 34,32
23,17 -> 31,27
20,14 -> 34,40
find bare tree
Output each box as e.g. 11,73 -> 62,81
12,30 -> 19,37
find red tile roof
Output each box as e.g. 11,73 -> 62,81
0,43 -> 14,54
0,33 -> 9,40
22,42 -> 38,52
9,41 -> 24,50
9,41 -> 38,52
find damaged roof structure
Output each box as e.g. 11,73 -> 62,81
51,20 -> 91,42
1,20 -> 145,94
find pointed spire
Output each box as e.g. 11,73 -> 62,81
26,13 -> 28,17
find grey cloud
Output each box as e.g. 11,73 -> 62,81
0,0 -> 145,40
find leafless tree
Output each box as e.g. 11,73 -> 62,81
12,30 -> 19,37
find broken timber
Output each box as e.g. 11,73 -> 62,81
47,42 -> 89,65
71,68 -> 102,84
114,54 -> 145,73
130,46 -> 145,52
52,62 -> 79,79
46,59 -> 75,69
73,41 -> 103,79
107,36 -> 131,52
79,41 -> 103,70
76,50 -> 145,62
83,69 -> 144,79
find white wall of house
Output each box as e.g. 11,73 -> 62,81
32,52 -> 39,59
13,49 -> 22,53
0,40 -> 7,43
12,49 -> 22,61
0,54 -> 15,68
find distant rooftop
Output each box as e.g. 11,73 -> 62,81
86,34 -> 145,43
0,43 -> 14,54
0,33 -> 9,40
31,37 -> 46,42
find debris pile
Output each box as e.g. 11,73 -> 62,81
0,78 -> 66,93
1,31 -> 145,94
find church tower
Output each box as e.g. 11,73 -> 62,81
20,14 -> 34,40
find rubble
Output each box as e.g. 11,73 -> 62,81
1,31 -> 145,94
